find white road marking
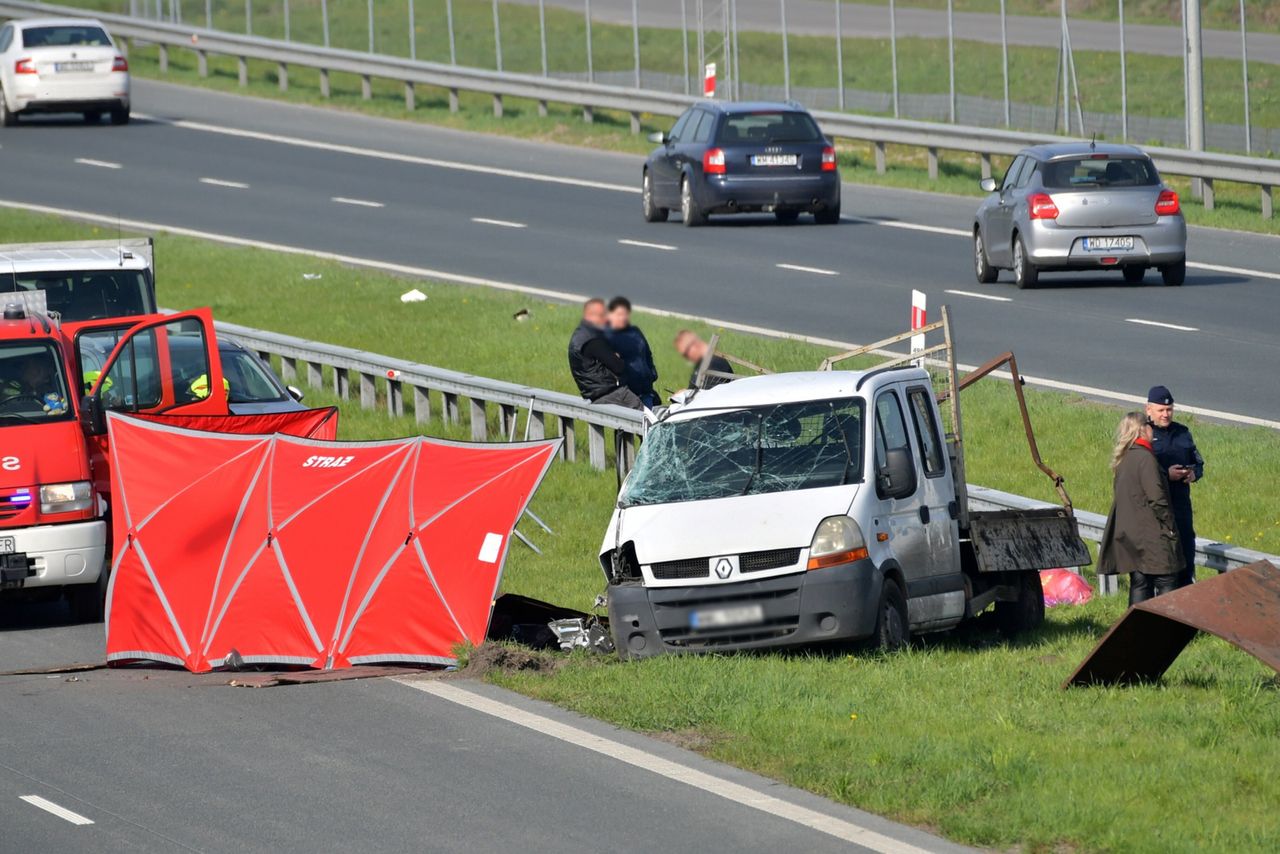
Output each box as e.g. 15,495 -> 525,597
1125,318 -> 1200,332
199,177 -> 250,190
845,215 -> 969,238
2,198 -> 1274,430
1187,260 -> 1280,282
20,795 -> 94,826
73,158 -> 122,170
944,289 -> 1012,303
397,679 -> 932,854
618,238 -> 677,251
471,217 -> 526,229
332,196 -> 384,208
135,115 -> 637,194
776,263 -> 839,276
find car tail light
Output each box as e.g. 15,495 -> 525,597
703,147 -> 726,175
1155,189 -> 1180,216
1028,193 -> 1059,220
112,55 -> 128,72
14,58 -> 36,75
821,146 -> 837,172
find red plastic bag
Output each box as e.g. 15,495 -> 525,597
1040,568 -> 1093,607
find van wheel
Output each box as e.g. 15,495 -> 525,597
680,176 -> 706,227
974,229 -> 998,283
995,570 -> 1044,637
1160,260 -> 1186,286
67,572 -> 108,624
1013,236 -> 1038,289
873,579 -> 909,651
641,170 -> 668,223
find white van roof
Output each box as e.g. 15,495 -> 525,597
0,239 -> 151,274
674,367 -> 932,415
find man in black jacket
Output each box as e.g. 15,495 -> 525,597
605,296 -> 659,408
567,299 -> 643,409
1146,385 -> 1205,584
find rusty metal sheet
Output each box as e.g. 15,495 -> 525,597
1065,560 -> 1280,687
969,508 -> 1092,574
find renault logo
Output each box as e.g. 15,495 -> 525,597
713,557 -> 734,579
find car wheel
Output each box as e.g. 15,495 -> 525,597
0,92 -> 17,127
110,105 -> 130,126
641,170 -> 669,223
83,111 -> 102,124
1122,265 -> 1145,284
872,578 -> 909,652
814,200 -> 841,225
974,229 -> 998,283
995,570 -> 1045,637
1013,236 -> 1039,290
1160,260 -> 1186,286
680,176 -> 705,227
774,209 -> 800,224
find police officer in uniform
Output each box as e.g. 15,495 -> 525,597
1146,385 -> 1204,586
567,299 -> 643,410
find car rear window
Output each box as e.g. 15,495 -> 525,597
1042,156 -> 1160,189
718,111 -> 823,145
22,25 -> 111,48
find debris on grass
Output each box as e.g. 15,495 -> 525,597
461,643 -> 565,679
400,288 -> 427,303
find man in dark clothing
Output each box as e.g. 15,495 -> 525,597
675,330 -> 733,390
567,299 -> 643,409
1146,385 -> 1204,585
604,296 -> 659,409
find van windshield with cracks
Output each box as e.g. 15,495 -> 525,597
620,398 -> 865,508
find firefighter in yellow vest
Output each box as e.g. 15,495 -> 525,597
189,373 -> 230,400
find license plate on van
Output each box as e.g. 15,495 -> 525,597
1082,236 -> 1134,251
751,154 -> 798,167
690,604 -> 765,630
0,536 -> 14,554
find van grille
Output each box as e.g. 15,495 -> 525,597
650,548 -> 802,581
650,558 -> 709,580
740,548 -> 801,573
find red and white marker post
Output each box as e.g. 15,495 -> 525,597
910,290 -> 927,367
704,63 -> 717,98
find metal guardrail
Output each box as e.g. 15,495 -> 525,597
215,319 -> 1273,575
1,0 -> 1277,217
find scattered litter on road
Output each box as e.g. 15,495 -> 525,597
400,288 -> 427,302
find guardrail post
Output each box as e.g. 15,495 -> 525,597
319,69 -> 330,98
306,361 -> 323,389
1097,574 -> 1119,597
538,100 -> 548,117
583,106 -> 594,124
280,356 -> 297,382
615,431 -> 636,474
120,38 -> 129,59
449,88 -> 459,113
559,416 -> 576,462
412,386 -> 431,424
197,50 -> 208,77
980,153 -> 992,180
404,82 -> 415,111
443,392 -> 460,425
238,57 -> 248,87
159,44 -> 169,74
361,75 -> 372,100
630,112 -> 640,134
359,373 -> 376,410
470,399 -> 488,441
527,409 -> 546,440
499,404 -> 517,438
278,62 -> 288,92
1263,185 -> 1273,219
927,147 -> 939,180
493,94 -> 503,118
1201,178 -> 1215,211
387,378 -> 404,417
587,423 -> 606,470
333,367 -> 349,399
874,141 -> 886,174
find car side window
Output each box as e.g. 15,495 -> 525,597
906,387 -> 946,477
668,111 -> 692,143
690,111 -> 715,144
1015,159 -> 1037,188
1000,156 -> 1025,193
874,390 -> 918,498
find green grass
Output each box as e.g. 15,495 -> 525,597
5,206 -> 1280,852
47,0 -> 1280,235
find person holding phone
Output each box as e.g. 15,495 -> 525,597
1146,385 -> 1205,585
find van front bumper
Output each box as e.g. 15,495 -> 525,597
0,521 -> 107,591
608,558 -> 878,658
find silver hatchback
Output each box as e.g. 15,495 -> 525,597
973,143 -> 1187,288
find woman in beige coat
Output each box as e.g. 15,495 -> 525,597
1098,412 -> 1186,604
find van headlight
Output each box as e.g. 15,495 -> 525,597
807,516 -> 868,570
40,481 -> 93,514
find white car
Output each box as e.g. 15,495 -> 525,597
0,17 -> 130,126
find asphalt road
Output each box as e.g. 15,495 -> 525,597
1,80 -> 1276,422
0,603 -> 966,854
512,0 -> 1280,63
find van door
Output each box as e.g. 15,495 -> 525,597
873,387 -> 928,581
904,385 -> 964,627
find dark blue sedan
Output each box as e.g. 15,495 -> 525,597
642,101 -> 841,227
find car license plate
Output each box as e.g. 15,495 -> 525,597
1082,236 -> 1134,251
751,154 -> 798,167
0,536 -> 14,554
55,61 -> 95,73
690,604 -> 765,630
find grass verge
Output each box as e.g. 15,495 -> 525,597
5,205 -> 1279,851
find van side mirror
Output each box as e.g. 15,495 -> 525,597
980,177 -> 998,193
648,131 -> 669,145
877,447 -> 917,500
79,395 -> 106,436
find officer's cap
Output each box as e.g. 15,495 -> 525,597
1147,385 -> 1174,405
